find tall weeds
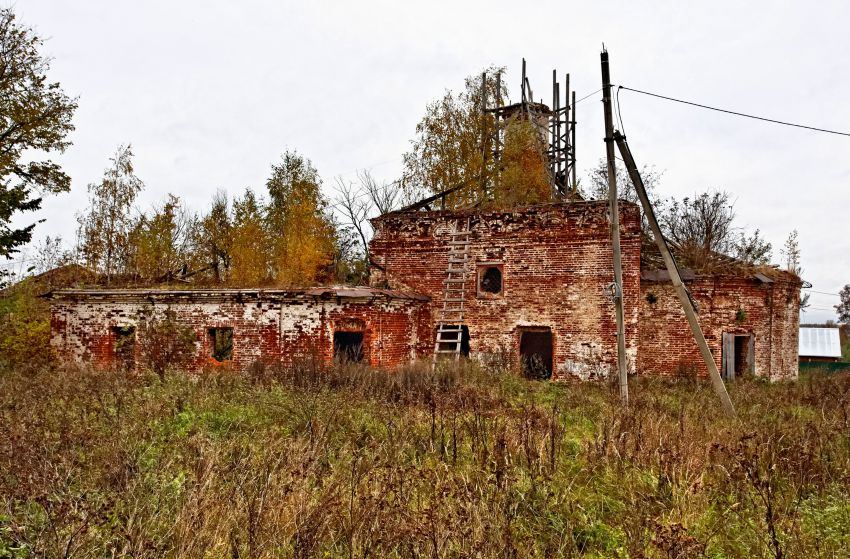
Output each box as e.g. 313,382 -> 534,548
1,362 -> 848,557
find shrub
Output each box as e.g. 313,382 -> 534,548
136,308 -> 197,378
0,281 -> 54,368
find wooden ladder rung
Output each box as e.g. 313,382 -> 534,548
437,330 -> 463,337
434,219 -> 472,366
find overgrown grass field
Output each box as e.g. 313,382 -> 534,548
1,361 -> 849,558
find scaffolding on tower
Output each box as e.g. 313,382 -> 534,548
486,58 -> 578,198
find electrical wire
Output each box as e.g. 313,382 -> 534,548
615,85 -> 627,137
618,86 -> 850,138
572,88 -> 603,106
803,289 -> 842,296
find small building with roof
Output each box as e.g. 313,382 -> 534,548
798,327 -> 843,363
639,265 -> 801,380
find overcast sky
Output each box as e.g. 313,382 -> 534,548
11,0 -> 850,322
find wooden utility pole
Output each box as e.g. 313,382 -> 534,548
614,132 -> 737,418
601,49 -> 629,403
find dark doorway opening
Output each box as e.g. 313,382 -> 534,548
208,327 -> 234,362
519,328 -> 553,379
112,326 -> 136,370
435,325 -> 470,357
334,331 -> 364,362
722,333 -> 754,380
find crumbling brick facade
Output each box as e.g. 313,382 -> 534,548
639,273 -> 801,380
47,288 -> 431,371
369,201 -> 643,380
47,201 -> 801,381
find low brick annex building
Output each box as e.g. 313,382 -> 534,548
46,287 -> 431,371
47,200 -> 802,380
639,268 -> 800,380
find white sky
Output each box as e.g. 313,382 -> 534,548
11,0 -> 850,322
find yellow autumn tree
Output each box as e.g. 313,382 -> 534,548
403,67 -> 558,210
401,67 -> 506,208
229,188 -> 270,286
489,118 -> 553,208
265,151 -> 336,286
190,191 -> 232,283
127,194 -> 194,281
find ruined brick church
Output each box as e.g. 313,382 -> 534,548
47,198 -> 802,381
45,64 -> 802,381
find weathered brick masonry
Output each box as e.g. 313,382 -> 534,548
47,288 -> 432,370
369,201 -> 643,380
47,200 -> 801,380
639,272 -> 801,380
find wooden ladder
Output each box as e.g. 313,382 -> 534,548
433,217 -> 472,366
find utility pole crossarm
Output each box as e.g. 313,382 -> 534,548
613,131 -> 737,419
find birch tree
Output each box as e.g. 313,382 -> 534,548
128,194 -> 194,281
265,150 -> 336,286
192,190 -> 232,283
229,188 -> 270,286
77,144 -> 143,282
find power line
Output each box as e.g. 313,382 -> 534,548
618,86 -> 850,138
573,88 -> 603,106
803,289 -> 841,296
615,86 -> 627,137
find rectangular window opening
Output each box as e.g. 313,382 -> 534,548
208,327 -> 234,362
519,328 -> 553,380
477,263 -> 504,297
334,331 -> 364,363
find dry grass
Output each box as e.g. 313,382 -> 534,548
1,360 -> 849,558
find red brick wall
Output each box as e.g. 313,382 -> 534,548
49,292 -> 432,371
369,201 -> 642,380
639,275 -> 800,380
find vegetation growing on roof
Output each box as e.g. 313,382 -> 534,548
401,67 -> 505,208
485,119 -> 553,208
400,67 -> 558,211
